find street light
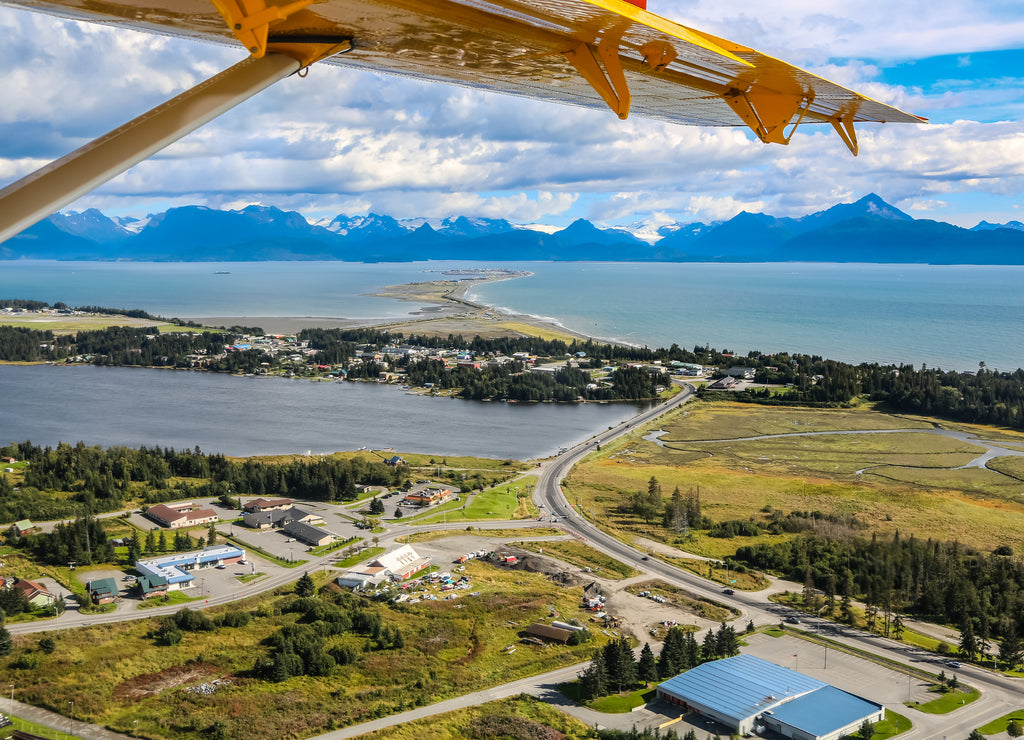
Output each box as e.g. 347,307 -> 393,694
8,684 -> 12,713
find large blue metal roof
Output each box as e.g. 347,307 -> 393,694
767,684 -> 883,736
658,654 -> 825,720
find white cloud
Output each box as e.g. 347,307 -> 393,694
1,2 -> 1024,230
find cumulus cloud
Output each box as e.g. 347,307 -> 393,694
1,1 -> 1023,230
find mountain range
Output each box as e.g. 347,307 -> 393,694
3,194 -> 1024,264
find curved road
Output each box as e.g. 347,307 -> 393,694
8,381 -> 1023,739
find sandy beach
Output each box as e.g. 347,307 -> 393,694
193,270 -> 597,342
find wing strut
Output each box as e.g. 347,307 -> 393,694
562,35 -> 631,120
0,53 -> 300,245
723,87 -> 814,147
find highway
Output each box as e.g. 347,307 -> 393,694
7,379 -> 1023,739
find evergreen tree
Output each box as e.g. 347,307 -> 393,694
369,496 -> 385,515
207,522 -> 217,546
859,718 -> 875,739
638,642 -> 658,683
701,629 -> 718,662
959,619 -> 977,662
158,530 -> 167,553
580,650 -> 609,700
683,631 -> 701,669
1007,720 -> 1022,738
715,623 -> 739,658
1000,632 -> 1023,669
0,625 -> 13,656
603,637 -> 637,692
892,613 -> 905,641
295,571 -> 316,598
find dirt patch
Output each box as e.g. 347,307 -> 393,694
113,662 -> 225,700
489,546 -> 586,587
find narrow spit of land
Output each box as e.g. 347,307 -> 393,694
190,269 -> 598,342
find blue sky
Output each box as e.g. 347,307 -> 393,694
1,0 -> 1023,231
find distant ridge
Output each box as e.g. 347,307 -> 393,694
4,194 -> 1024,264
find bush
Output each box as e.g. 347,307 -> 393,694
38,636 -> 56,654
219,610 -> 252,628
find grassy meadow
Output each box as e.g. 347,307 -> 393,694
565,401 -> 1024,556
2,564 -> 606,740
351,694 -> 597,739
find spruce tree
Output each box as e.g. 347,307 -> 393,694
296,571 -> 316,598
959,619 -> 977,662
638,642 -> 658,683
580,650 -> 608,700
0,625 -> 13,656
701,629 -> 718,663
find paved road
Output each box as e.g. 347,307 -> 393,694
9,380 -> 1023,739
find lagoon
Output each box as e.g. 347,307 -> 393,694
0,365 -> 645,458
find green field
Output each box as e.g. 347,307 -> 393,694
566,401 -> 1024,554
908,687 -> 980,714
334,547 -> 385,568
350,694 -> 595,739
400,527 -> 560,543
977,708 -> 1024,735
412,482 -> 537,524
871,709 -> 912,739
1,564 -> 610,740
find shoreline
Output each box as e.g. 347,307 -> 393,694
192,270 -> 615,344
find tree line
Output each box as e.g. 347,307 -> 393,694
0,440 -> 408,522
577,623 -> 739,701
734,531 -> 1024,654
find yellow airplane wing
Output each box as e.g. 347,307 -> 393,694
0,0 -> 925,243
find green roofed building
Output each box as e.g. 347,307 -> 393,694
86,577 -> 119,604
137,574 -> 169,600
657,654 -> 884,740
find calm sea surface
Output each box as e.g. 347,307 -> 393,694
0,365 -> 644,458
2,260 -> 1019,371
468,262 -> 1024,372
2,260 -> 1021,456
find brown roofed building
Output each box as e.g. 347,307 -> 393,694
145,503 -> 218,529
524,623 -> 573,643
14,578 -> 55,609
242,497 -> 293,513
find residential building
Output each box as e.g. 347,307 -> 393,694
14,579 -> 55,608
656,654 -> 884,739
136,574 -> 169,600
402,483 -> 457,507
12,520 -> 35,536
242,497 -> 293,513
86,577 -> 119,604
145,502 -> 219,529
242,506 -> 324,530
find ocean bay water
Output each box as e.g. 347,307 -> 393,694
468,262 -> 1024,372
2,260 -> 1021,371
2,259 -> 1022,456
0,365 -> 645,458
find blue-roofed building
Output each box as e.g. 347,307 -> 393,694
657,654 -> 884,739
135,545 -> 245,591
